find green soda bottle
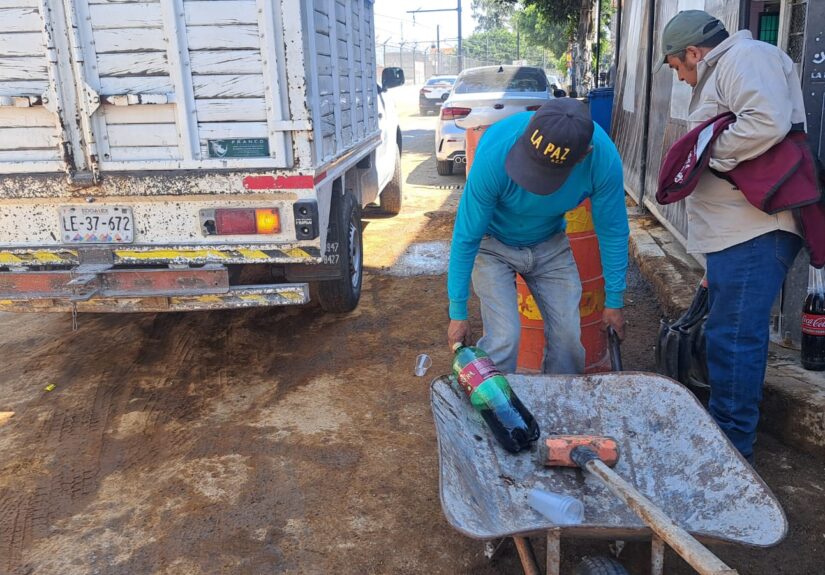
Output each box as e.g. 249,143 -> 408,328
451,343 -> 540,453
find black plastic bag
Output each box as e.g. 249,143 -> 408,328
655,283 -> 709,391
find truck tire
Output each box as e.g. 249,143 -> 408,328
436,159 -> 454,176
379,146 -> 403,215
573,556 -> 629,575
315,191 -> 363,313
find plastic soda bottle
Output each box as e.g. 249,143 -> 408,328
451,343 -> 540,453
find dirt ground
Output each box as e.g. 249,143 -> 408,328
1,86 -> 823,575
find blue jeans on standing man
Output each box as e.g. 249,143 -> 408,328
705,230 -> 802,460
471,232 -> 585,375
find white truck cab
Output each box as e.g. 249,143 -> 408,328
376,81 -> 403,214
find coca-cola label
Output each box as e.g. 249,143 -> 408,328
457,357 -> 502,396
802,313 -> 825,336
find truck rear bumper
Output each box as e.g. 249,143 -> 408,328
0,265 -> 309,312
0,245 -> 322,266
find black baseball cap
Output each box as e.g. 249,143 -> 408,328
505,99 -> 594,195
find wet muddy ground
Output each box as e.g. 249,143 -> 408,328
0,86 -> 823,575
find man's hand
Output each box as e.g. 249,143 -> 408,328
448,320 -> 471,351
601,308 -> 626,340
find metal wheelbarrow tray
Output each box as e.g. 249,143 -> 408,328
430,372 -> 786,574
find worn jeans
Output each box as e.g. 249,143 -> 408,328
472,232 -> 585,374
705,230 -> 802,459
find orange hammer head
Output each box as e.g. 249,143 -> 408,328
538,435 -> 620,468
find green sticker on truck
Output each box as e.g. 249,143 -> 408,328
208,138 -> 270,158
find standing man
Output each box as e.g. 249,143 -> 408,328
659,10 -> 804,462
447,98 -> 629,375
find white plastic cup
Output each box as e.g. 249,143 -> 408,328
414,353 -> 432,377
527,488 -> 585,525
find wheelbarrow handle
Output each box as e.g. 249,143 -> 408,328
607,326 -> 623,372
582,457 -> 739,575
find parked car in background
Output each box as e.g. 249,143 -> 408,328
547,74 -> 562,89
434,65 -> 553,176
419,75 -> 457,115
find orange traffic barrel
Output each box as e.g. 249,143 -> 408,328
516,199 -> 610,374
465,125 -> 488,175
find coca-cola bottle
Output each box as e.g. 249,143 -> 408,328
802,266 -> 825,371
451,343 -> 540,453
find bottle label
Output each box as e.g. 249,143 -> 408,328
457,357 -> 502,397
802,313 -> 825,336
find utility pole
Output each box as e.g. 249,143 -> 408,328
457,0 -> 462,72
437,25 -> 441,74
485,34 -> 489,64
516,18 -> 520,61
382,38 -> 390,68
570,43 -> 578,97
407,0 -> 464,72
412,43 -> 418,84
595,0 -> 602,87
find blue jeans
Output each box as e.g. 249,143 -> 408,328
705,230 -> 802,459
471,233 -> 585,374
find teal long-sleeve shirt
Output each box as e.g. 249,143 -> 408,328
448,112 -> 630,321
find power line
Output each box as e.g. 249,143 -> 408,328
374,11 -> 439,34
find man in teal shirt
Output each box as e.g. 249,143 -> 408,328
447,99 -> 629,373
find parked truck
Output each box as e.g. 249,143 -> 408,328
0,0 -> 404,314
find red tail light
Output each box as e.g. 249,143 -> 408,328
526,105 -> 542,111
420,88 -> 432,94
441,106 -> 471,120
214,208 -> 281,235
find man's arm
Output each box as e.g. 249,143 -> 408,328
447,139 -> 503,323
589,138 -> 630,336
710,48 -> 793,172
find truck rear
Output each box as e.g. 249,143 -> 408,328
0,0 -> 400,313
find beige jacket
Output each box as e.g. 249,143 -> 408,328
685,30 -> 803,255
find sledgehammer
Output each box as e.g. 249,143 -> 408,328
540,436 -> 739,575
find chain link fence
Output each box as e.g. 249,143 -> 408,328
376,42 -> 563,86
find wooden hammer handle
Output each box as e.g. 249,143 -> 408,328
586,459 -> 738,575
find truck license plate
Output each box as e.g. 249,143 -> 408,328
59,206 -> 134,244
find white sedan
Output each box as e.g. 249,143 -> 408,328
434,65 -> 554,176
419,75 -> 457,115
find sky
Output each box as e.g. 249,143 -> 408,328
373,0 -> 479,49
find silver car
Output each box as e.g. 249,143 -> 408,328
434,65 -> 553,176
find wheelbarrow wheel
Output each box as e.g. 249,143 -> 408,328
574,555 -> 629,575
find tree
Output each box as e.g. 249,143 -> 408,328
471,0 -> 516,32
463,28 -> 518,64
513,6 -> 569,68
505,0 -> 597,94
593,0 -> 616,84
525,0 -> 594,93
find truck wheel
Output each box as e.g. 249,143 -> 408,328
573,556 -> 629,575
436,159 -> 454,176
379,146 -> 403,215
315,191 -> 363,313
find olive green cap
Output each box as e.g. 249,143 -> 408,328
654,10 -> 726,72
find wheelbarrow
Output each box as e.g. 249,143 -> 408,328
429,370 -> 786,574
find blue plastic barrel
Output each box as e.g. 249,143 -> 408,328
588,87 -> 614,134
